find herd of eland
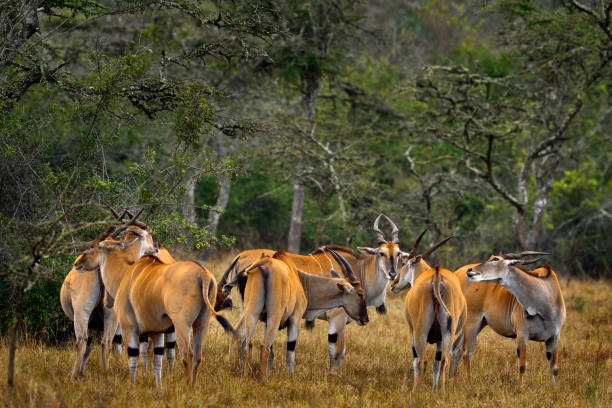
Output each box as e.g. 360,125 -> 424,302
61,208 -> 566,390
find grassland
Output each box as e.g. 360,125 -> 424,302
1,254 -> 610,407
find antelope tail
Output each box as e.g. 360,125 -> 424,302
197,276 -> 237,338
432,266 -> 452,332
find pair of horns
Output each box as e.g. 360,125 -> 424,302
373,214 -> 399,244
107,204 -> 148,229
409,226 -> 454,261
221,260 -> 254,298
219,256 -> 240,289
503,250 -> 550,260
515,256 -> 546,266
92,206 -> 145,246
327,248 -> 361,287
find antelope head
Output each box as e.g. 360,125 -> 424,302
335,279 -> 369,326
466,251 -> 549,282
75,208 -> 158,272
391,228 -> 454,293
74,238 -> 139,272
358,214 -> 402,280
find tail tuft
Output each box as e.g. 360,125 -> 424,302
305,320 -> 315,330
215,315 -> 236,337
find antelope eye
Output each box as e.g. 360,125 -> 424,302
492,257 -> 500,261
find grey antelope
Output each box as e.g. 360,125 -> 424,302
461,252 -> 565,388
221,213 -> 402,369
238,252 -> 368,380
60,208 -> 152,379
76,247 -> 236,386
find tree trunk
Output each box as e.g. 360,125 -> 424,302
7,286 -> 23,387
198,133 -> 234,260
525,154 -> 561,249
182,176 -> 196,225
199,172 -> 231,260
287,75 -> 319,252
287,182 -> 305,252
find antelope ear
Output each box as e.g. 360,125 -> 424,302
358,247 -> 377,255
336,282 -> 348,293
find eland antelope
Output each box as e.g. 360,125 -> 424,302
238,252 -> 368,380
403,265 -> 466,391
461,252 -> 565,388
60,209 -> 153,379
75,248 -> 237,386
221,214 -> 401,369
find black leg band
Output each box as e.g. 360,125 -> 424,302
154,347 -> 165,355
517,348 -> 520,358
412,346 -> 418,358
287,340 -> 296,351
127,347 -> 139,357
546,351 -> 551,360
435,351 -> 442,361
113,334 -> 122,344
166,341 -> 176,349
86,337 -> 93,346
328,333 -> 338,343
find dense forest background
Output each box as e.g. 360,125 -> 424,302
1,0 -> 610,341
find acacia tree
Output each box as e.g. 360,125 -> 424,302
411,0 -> 612,250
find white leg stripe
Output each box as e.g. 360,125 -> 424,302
128,356 -> 138,383
153,354 -> 163,386
286,351 -> 295,378
140,342 -> 149,368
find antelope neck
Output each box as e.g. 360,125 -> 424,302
500,266 -> 557,320
360,256 -> 388,306
298,271 -> 345,311
99,240 -> 144,298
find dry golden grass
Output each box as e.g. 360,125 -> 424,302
1,253 -> 610,407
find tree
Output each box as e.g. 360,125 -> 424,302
0,0 -> 279,386
270,0 -> 365,252
410,0 -> 612,250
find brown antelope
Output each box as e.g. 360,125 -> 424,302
75,245 -> 236,386
239,252 -> 368,380
402,265 -> 467,391
221,214 -> 401,369
460,252 -> 565,388
60,209 -> 153,379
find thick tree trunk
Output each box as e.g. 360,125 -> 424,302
287,182 -> 305,252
